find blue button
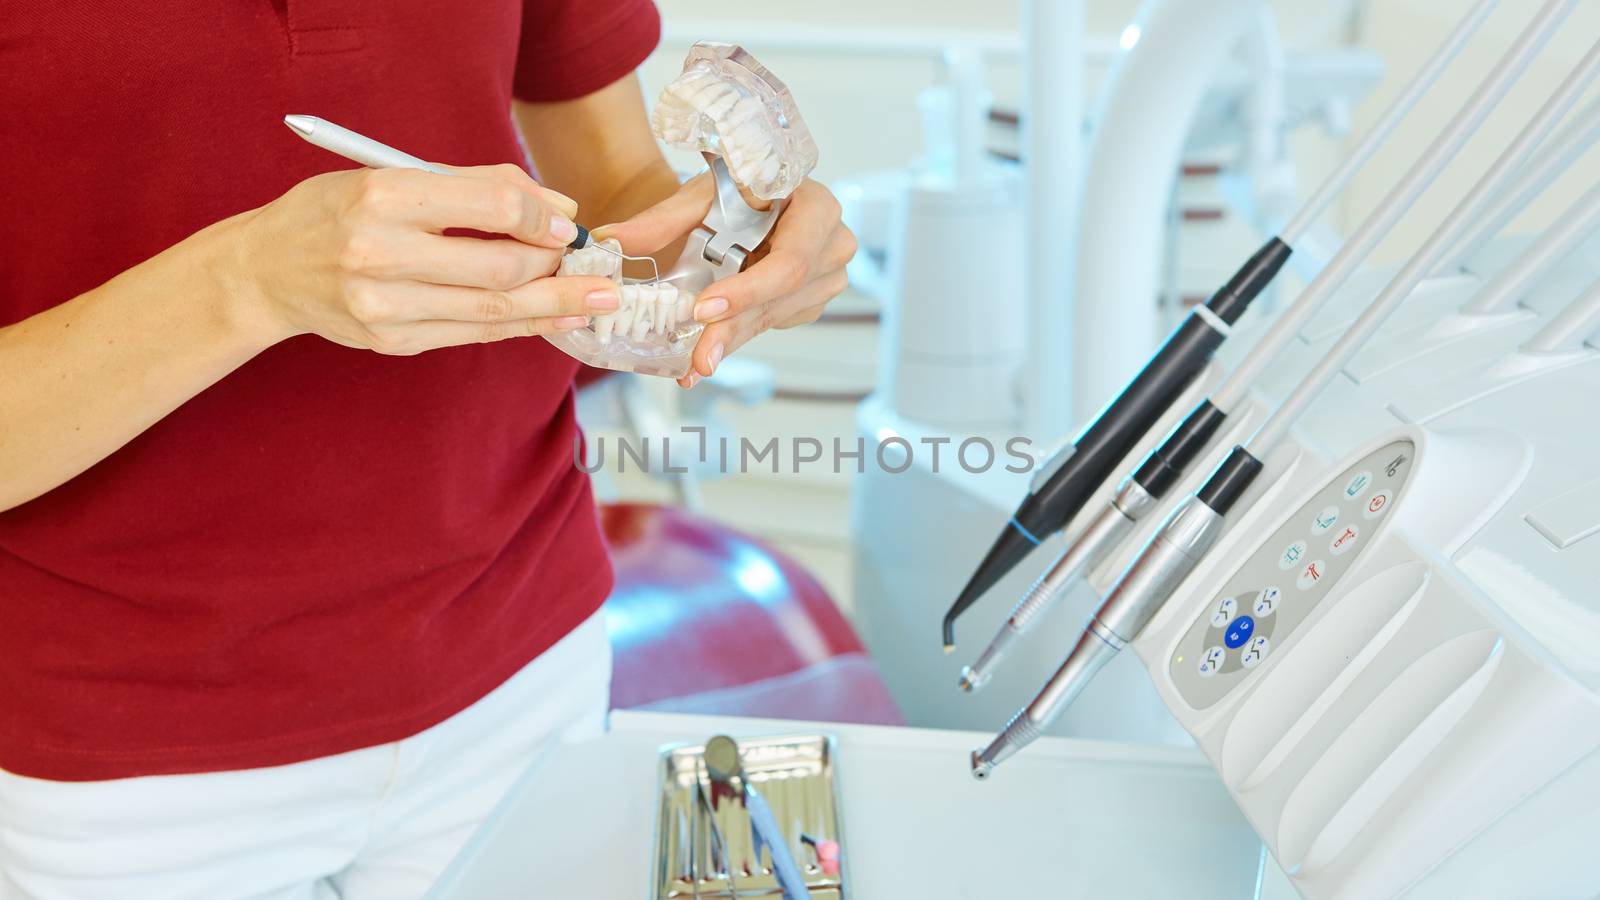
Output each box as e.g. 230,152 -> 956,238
1225,615 -> 1255,649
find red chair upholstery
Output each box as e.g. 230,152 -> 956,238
600,503 -> 904,726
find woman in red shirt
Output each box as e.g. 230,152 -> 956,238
0,1 -> 852,896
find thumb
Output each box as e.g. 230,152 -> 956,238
592,173 -> 714,256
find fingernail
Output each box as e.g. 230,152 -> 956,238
550,216 -> 578,243
554,315 -> 589,330
694,297 -> 730,322
707,342 -> 725,374
585,290 -> 620,311
682,373 -> 701,389
590,223 -> 620,240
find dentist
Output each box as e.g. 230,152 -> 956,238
0,1 -> 853,897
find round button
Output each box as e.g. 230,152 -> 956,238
1253,586 -> 1281,618
1209,596 -> 1237,628
1198,645 -> 1226,678
1329,524 -> 1360,556
1296,559 -> 1327,591
1363,490 -> 1393,520
1343,470 -> 1373,501
1240,635 -> 1270,668
1224,615 -> 1255,649
1310,505 -> 1339,535
1278,540 -> 1308,570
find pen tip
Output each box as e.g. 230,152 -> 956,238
283,115 -> 317,137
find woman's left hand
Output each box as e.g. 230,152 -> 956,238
595,173 -> 856,387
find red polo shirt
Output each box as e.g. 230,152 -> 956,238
0,0 -> 660,780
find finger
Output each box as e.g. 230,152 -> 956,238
349,275 -> 620,325
690,183 -> 842,324
363,314 -> 592,356
441,162 -> 581,222
774,266 -> 849,329
591,173 -> 714,256
353,230 -> 566,290
688,279 -> 836,377
358,167 -> 577,248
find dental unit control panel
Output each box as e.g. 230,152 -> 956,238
1170,441 -> 1413,708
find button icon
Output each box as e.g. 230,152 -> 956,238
1198,645 -> 1226,678
1224,615 -> 1255,649
1297,559 -> 1326,591
1385,453 -> 1408,478
1209,596 -> 1237,628
1310,505 -> 1339,535
1253,586 -> 1281,618
1330,525 -> 1360,556
1279,540 -> 1308,570
1240,635 -> 1270,669
1344,470 -> 1373,501
1363,490 -> 1392,520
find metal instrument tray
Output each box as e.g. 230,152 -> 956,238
652,733 -> 846,898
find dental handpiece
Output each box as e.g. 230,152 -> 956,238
972,0 -> 1580,776
956,0 -> 1504,684
938,0 -> 1500,650
281,114 -> 629,263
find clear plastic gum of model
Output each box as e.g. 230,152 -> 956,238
542,42 -> 818,379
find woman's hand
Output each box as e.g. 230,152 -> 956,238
226,163 -> 621,355
596,174 -> 856,387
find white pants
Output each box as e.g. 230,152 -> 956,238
0,611 -> 612,900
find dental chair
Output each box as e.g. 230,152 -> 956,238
577,368 -> 905,727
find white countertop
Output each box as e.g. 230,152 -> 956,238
426,710 -> 1264,898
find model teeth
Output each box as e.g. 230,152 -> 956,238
558,243 -> 694,348
649,45 -> 818,201
558,238 -> 622,279
595,283 -> 693,346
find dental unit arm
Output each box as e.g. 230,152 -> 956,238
546,42 -> 818,379
972,0 -> 1582,776
938,0 -> 1503,650
958,0 -> 1504,690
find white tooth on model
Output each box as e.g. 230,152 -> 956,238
613,285 -> 637,338
702,90 -> 739,120
593,310 -> 616,344
629,286 -> 656,341
675,286 -> 694,326
657,283 -> 679,332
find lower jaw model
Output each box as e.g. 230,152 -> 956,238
558,240 -> 695,345
543,42 -> 819,379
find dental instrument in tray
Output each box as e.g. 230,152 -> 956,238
549,41 -> 819,378
970,0 -> 1583,777
938,0 -> 1504,650
280,114 -> 649,274
654,733 -> 846,899
956,6 -> 1600,695
704,735 -> 810,900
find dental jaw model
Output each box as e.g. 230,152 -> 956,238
545,42 -> 818,378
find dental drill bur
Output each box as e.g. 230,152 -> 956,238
957,0 -> 1505,685
972,0 -> 1579,777
938,0 -> 1502,651
281,115 -> 658,280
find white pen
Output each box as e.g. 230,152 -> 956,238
282,114 -> 616,256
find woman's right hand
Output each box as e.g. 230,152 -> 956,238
224,163 -> 620,355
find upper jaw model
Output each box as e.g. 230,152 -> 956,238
545,42 -> 819,378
